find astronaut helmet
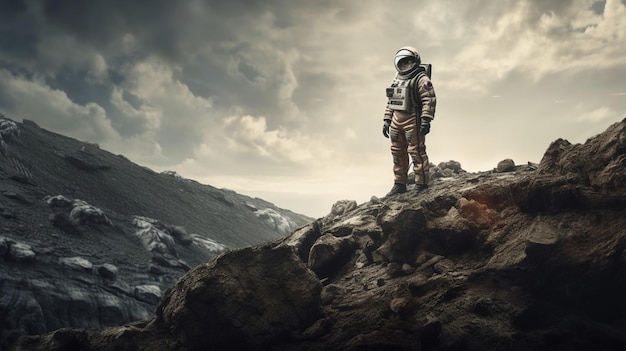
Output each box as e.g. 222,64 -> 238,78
394,46 -> 421,77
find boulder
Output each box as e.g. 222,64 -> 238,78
496,158 -> 516,173
156,245 -> 322,350
8,241 -> 36,262
134,285 -> 162,305
431,160 -> 465,179
69,200 -> 113,226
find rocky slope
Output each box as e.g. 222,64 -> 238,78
0,115 -> 313,350
11,118 -> 626,351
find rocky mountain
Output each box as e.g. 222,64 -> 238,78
9,117 -> 626,351
0,114 -> 313,350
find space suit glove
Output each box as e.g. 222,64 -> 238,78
420,117 -> 432,136
383,119 -> 391,138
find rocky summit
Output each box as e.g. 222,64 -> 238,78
10,118 -> 626,351
0,115 -> 313,350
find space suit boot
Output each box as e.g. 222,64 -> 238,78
386,183 -> 407,197
414,184 -> 428,193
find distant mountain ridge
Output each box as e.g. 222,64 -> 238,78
0,114 -> 313,348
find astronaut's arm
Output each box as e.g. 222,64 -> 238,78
418,78 -> 436,121
382,107 -> 392,138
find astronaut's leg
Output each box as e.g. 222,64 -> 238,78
408,124 -> 430,187
389,125 -> 409,185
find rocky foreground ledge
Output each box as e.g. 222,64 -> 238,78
12,118 -> 626,350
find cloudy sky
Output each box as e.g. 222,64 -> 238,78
1,0 -> 625,217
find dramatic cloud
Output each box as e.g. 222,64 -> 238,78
1,0 -> 625,217
0,69 -> 118,143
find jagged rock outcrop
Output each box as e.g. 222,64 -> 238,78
156,245 -> 322,350
11,119 -> 626,350
0,114 -> 313,350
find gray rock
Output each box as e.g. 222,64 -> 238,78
132,216 -> 228,259
496,158 -> 516,172
97,264 -> 118,279
333,200 -> 357,215
8,241 -> 36,262
69,200 -> 113,226
190,234 -> 227,254
278,220 -> 323,262
438,160 -> 463,173
308,234 -> 357,278
59,257 -> 93,271
431,160 -> 465,179
134,285 -> 162,305
132,216 -> 178,256
44,195 -> 73,208
0,117 -> 20,142
170,226 -> 193,246
254,208 -> 298,236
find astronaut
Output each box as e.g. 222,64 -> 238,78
382,46 -> 437,196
